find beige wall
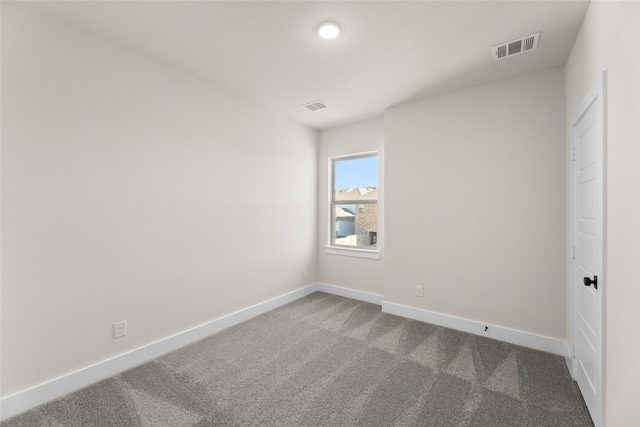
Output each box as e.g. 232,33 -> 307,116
1,4 -> 317,397
317,117 -> 385,295
384,68 -> 567,339
565,1 -> 640,425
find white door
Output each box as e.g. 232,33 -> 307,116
570,72 -> 605,427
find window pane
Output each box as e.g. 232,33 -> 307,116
334,156 -> 378,200
334,203 -> 377,248
331,154 -> 378,249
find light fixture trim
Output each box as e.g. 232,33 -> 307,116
318,21 -> 341,39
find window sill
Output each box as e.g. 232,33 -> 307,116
325,246 -> 380,260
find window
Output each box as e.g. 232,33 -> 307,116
330,153 -> 378,251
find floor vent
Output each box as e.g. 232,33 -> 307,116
492,32 -> 540,61
302,100 -> 328,112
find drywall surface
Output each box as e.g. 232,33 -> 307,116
384,67 -> 566,339
565,2 -> 640,425
317,117 -> 384,296
1,4 -> 317,397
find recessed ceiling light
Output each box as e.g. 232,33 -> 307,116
318,22 -> 340,40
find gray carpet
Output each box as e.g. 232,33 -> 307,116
2,292 -> 594,426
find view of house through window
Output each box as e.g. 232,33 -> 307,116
331,154 -> 378,248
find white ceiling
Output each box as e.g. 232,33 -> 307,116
25,1 -> 590,130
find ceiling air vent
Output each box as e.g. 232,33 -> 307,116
492,32 -> 540,61
302,100 -> 328,112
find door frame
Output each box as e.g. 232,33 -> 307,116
568,70 -> 607,427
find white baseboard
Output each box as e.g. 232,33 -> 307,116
0,284 -> 317,421
382,301 -> 566,356
316,282 -> 384,305
564,341 -> 576,378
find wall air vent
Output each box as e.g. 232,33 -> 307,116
302,100 -> 328,112
492,32 -> 540,61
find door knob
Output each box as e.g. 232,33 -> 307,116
583,275 -> 598,290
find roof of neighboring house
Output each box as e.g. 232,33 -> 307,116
335,207 -> 355,218
335,187 -> 377,201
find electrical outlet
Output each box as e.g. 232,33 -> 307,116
303,269 -> 308,278
114,321 -> 127,339
416,286 -> 424,297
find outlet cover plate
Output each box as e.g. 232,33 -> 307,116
114,321 -> 127,339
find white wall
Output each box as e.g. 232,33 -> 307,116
317,117 -> 384,296
1,4 -> 317,397
565,2 -> 640,425
384,68 -> 567,339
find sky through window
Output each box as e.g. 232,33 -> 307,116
334,156 -> 377,190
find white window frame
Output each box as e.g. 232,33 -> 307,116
326,151 -> 380,259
